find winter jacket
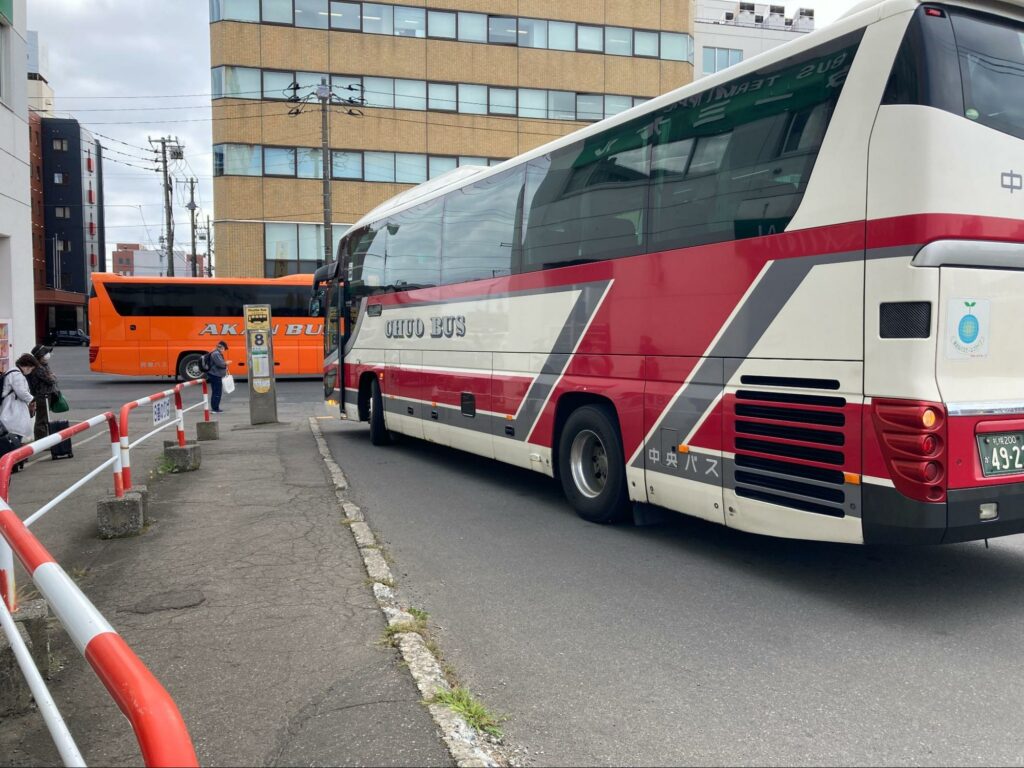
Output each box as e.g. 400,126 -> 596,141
28,362 -> 58,398
1,370 -> 35,439
208,348 -> 228,378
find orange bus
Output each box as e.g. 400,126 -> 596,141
89,273 -> 323,380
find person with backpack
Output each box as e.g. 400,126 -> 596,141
204,341 -> 229,414
1,354 -> 40,462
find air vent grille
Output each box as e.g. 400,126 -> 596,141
733,389 -> 848,516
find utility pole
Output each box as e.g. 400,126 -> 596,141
206,216 -> 214,277
186,177 -> 198,277
149,136 -> 184,277
316,78 -> 333,265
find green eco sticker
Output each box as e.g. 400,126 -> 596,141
966,108 -> 980,121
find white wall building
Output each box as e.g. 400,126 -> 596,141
26,30 -> 54,116
0,0 -> 32,367
694,1 -> 815,79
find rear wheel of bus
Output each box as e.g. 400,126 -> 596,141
558,404 -> 630,524
177,353 -> 204,381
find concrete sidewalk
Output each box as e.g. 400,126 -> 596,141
0,401 -> 452,766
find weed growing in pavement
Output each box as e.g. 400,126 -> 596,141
156,456 -> 176,475
408,607 -> 429,622
69,567 -> 90,584
16,583 -> 40,603
431,687 -> 504,739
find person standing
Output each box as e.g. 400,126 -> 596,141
28,344 -> 58,440
1,354 -> 39,450
206,340 -> 229,414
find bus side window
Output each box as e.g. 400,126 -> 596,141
649,30 -> 864,251
384,198 -> 443,291
521,112 -> 653,272
441,166 -> 524,284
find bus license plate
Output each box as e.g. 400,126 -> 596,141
977,432 -> 1024,477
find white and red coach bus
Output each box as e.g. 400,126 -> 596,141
314,0 -> 1024,545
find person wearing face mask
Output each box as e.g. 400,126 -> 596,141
29,344 -> 58,440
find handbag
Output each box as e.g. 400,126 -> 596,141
222,374 -> 236,394
50,391 -> 70,413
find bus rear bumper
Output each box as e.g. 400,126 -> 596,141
862,483 -> 1024,545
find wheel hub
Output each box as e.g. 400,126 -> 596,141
570,429 -> 608,499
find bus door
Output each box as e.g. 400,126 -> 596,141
643,357 -> 725,524
133,317 -> 171,376
321,279 -> 343,404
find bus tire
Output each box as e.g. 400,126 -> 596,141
557,404 -> 630,524
178,353 -> 204,381
369,377 -> 392,446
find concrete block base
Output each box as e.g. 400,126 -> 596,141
196,420 -> 220,441
0,622 -> 34,715
163,444 -> 201,473
97,491 -> 146,539
12,599 -> 53,679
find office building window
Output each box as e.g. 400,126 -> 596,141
604,94 -> 633,118
362,3 -> 393,34
261,0 -> 291,23
518,88 -> 546,119
55,207 -> 71,219
329,1 -> 360,29
548,90 -> 575,120
52,139 -> 69,151
488,16 -> 517,45
489,87 -> 516,116
428,82 -> 457,111
212,66 -> 261,98
365,151 -> 396,182
576,93 -> 603,121
214,144 -> 262,176
548,21 -> 575,51
395,153 -> 427,183
457,12 -> 487,42
363,76 -> 394,108
294,0 -> 328,28
577,25 -> 603,53
427,10 -> 456,38
703,46 -> 744,73
634,30 -> 659,57
264,146 -> 296,176
605,27 -> 632,56
428,156 -> 457,179
394,6 -> 425,37
661,32 -> 693,62
263,70 -> 295,100
210,0 -> 259,22
458,83 -> 487,115
332,150 -> 363,179
296,147 -> 323,178
518,18 -> 547,48
395,78 -> 426,110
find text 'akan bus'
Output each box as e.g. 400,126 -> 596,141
313,0 -> 1024,546
90,273 -> 323,380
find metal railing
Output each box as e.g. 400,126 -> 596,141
0,413 -> 123,613
0,496 -> 198,766
119,379 -> 209,491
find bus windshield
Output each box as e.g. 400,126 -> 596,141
951,10 -> 1024,141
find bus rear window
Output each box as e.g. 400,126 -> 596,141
950,11 -> 1024,141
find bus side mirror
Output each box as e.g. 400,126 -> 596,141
309,297 -> 322,317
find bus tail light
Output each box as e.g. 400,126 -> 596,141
89,346 -> 99,363
871,399 -> 947,503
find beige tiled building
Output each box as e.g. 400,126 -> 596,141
209,0 -> 694,277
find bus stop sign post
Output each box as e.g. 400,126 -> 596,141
244,304 -> 278,425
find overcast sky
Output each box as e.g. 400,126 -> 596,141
26,0 -> 860,272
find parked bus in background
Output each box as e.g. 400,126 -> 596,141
90,273 -> 323,380
315,0 -> 1024,546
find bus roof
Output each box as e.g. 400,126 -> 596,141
339,0 -> 1019,239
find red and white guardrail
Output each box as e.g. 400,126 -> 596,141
0,412 -> 123,613
119,379 -> 209,491
0,495 -> 198,766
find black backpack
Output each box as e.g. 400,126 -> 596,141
199,353 -> 212,373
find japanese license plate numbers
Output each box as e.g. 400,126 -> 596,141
977,431 -> 1024,477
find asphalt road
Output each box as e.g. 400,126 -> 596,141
49,346 -> 321,414
323,419 -> 1024,766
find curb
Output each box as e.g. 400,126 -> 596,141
308,418 -> 505,768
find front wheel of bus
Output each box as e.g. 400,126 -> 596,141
369,377 -> 392,446
178,353 -> 204,381
558,404 -> 629,524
